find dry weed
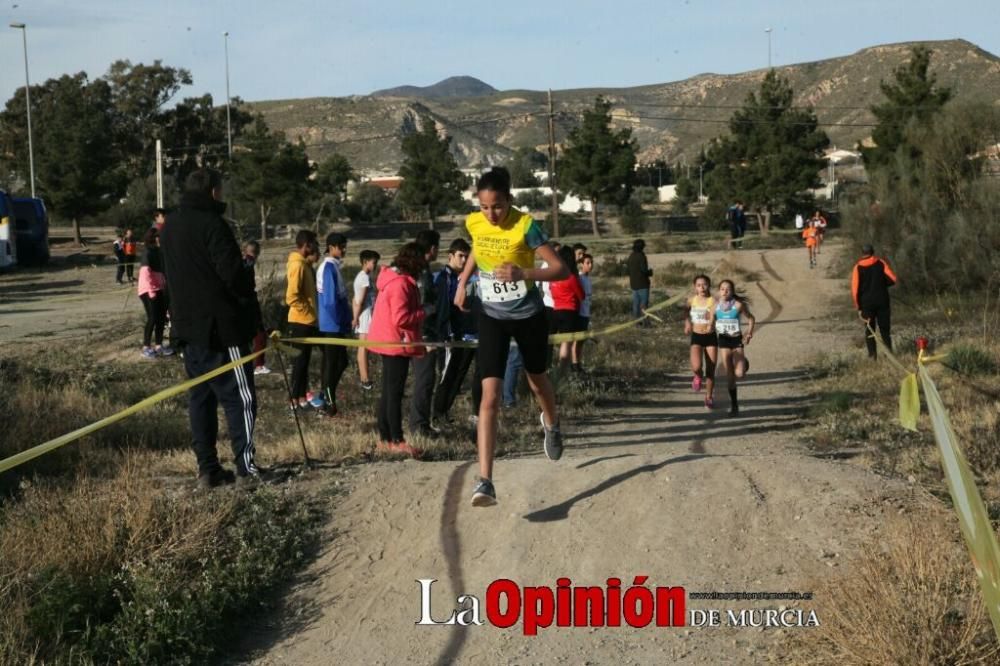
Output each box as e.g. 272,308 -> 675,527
787,511 -> 999,665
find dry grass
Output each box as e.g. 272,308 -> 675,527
787,511 -> 999,665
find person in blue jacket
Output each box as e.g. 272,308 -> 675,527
317,232 -> 352,417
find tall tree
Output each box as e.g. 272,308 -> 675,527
397,119 -> 465,225
558,96 -> 637,236
0,73 -> 117,244
861,46 -> 952,172
160,94 -> 253,190
229,117 -> 313,239
505,146 -> 547,187
105,60 -> 192,183
311,152 -> 355,225
706,70 -> 829,234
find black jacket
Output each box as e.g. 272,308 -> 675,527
161,192 -> 256,349
627,251 -> 652,290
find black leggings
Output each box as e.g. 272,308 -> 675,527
862,305 -> 891,358
322,332 -> 350,405
287,322 -> 317,400
140,293 -> 168,347
378,354 -> 411,442
434,347 -> 482,419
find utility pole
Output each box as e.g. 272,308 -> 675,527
10,22 -> 35,198
765,27 -> 772,69
155,139 -> 164,208
547,89 -> 559,238
224,31 -> 233,161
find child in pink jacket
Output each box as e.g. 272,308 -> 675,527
368,242 -> 428,457
137,227 -> 173,358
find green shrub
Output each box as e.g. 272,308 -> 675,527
946,344 -> 997,376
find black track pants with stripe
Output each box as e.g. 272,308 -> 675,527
184,342 -> 258,476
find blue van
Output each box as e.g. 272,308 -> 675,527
0,190 -> 17,270
13,197 -> 50,266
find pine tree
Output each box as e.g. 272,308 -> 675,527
706,70 -> 829,234
861,46 -> 952,172
397,120 -> 465,225
559,97 -> 637,237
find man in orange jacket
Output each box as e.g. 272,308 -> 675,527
851,244 -> 897,359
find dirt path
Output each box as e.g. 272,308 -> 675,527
241,244 -> 908,664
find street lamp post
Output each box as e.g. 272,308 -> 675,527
765,27 -> 772,69
10,22 -> 35,198
223,31 -> 233,161
699,164 -> 704,203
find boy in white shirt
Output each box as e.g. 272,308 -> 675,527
353,249 -> 380,390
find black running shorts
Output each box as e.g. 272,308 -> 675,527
478,310 -> 549,379
690,331 -> 718,347
717,334 -> 744,349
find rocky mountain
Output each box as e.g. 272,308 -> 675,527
249,39 -> 1000,174
371,76 -> 497,99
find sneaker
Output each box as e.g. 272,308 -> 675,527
156,345 -> 175,357
307,391 -> 325,409
141,347 -> 157,359
729,405 -> 740,417
318,403 -> 339,418
197,467 -> 235,489
236,471 -> 263,488
705,395 -> 715,409
254,365 -> 272,376
692,374 -> 702,392
360,380 -> 373,391
415,426 -> 440,441
391,440 -> 424,459
540,412 -> 563,461
471,478 -> 497,507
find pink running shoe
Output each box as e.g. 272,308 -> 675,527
692,374 -> 703,392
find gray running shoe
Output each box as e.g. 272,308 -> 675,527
540,412 -> 563,461
471,478 -> 497,507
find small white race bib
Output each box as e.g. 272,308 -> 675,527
716,319 -> 741,337
479,271 -> 528,303
689,307 -> 710,325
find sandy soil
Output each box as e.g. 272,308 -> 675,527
236,244 -> 909,665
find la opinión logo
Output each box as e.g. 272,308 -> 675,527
416,576 -> 685,635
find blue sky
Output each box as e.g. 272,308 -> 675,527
2,0 -> 999,106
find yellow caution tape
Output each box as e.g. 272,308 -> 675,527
0,347 -> 265,475
0,291 -> 686,475
898,373 -> 919,431
918,362 -> 1000,640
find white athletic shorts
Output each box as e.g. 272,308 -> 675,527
356,308 -> 372,335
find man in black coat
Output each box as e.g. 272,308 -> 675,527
161,168 -> 261,487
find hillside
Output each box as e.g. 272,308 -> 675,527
250,39 -> 1000,173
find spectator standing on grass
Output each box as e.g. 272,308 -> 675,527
851,243 -> 897,360
369,242 -> 428,458
113,232 -> 127,284
433,239 -> 482,428
161,168 -> 261,488
409,229 -> 442,439
123,228 -> 138,283
317,233 -> 352,417
137,227 -> 172,359
550,244 -> 586,370
727,200 -> 746,249
242,241 -> 271,376
286,230 -> 324,411
627,238 -> 653,324
572,243 -> 588,264
353,249 -> 380,390
572,253 -> 594,372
